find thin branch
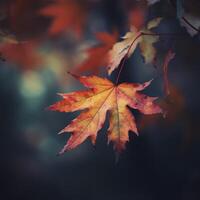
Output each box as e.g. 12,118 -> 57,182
169,0 -> 200,35
141,32 -> 185,36
181,16 -> 200,34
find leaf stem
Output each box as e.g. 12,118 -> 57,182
115,33 -> 142,85
141,32 -> 185,36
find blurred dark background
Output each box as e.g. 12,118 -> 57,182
0,0 -> 200,200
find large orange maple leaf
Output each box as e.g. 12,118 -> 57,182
39,0 -> 87,36
49,75 -> 162,154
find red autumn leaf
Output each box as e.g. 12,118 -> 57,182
8,0 -> 46,39
74,31 -> 118,74
39,0 -> 87,36
139,84 -> 185,129
0,41 -> 42,70
163,50 -> 175,96
128,7 -> 145,30
49,74 -> 162,154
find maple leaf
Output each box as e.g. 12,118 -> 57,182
74,31 -> 118,74
8,0 -> 46,39
0,41 -> 42,70
108,17 -> 162,75
139,84 -> 185,129
39,0 -> 87,36
128,7 -> 146,30
49,75 -> 162,154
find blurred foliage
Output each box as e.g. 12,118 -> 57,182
0,0 -> 200,200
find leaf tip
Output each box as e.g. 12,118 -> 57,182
67,71 -> 80,79
58,128 -> 67,135
59,145 -> 70,155
47,104 -> 55,111
58,149 -> 66,155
